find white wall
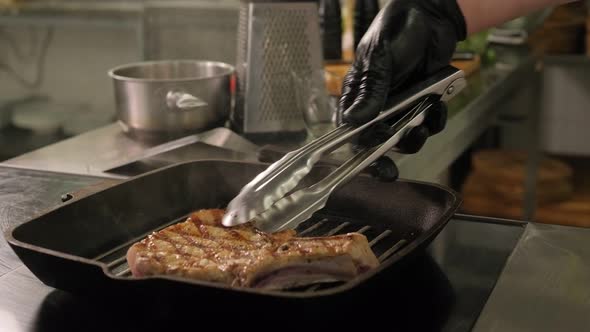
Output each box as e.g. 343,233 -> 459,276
1,25 -> 139,115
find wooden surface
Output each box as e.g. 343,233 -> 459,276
324,57 -> 481,96
528,2 -> 587,55
461,192 -> 590,228
462,172 -> 574,205
536,195 -> 590,228
324,62 -> 351,96
461,150 -> 590,228
451,55 -> 482,78
471,149 -> 573,183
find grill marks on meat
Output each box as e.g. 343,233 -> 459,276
126,209 -> 379,289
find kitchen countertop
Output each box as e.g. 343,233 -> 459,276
0,165 -> 524,331
2,46 -> 535,183
2,164 -> 590,330
474,222 -> 590,331
1,126 -> 262,179
0,168 -> 103,277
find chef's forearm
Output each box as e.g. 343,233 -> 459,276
457,0 -> 575,35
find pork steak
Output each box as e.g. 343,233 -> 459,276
126,209 -> 379,290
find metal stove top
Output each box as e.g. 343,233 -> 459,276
4,165 -> 590,331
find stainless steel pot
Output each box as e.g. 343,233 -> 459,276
108,60 -> 234,138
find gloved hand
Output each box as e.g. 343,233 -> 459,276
338,0 -> 467,180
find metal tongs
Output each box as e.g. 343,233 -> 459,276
222,66 -> 467,233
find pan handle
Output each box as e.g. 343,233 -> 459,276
166,91 -> 208,111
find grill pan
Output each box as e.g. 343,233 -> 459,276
5,160 -> 460,317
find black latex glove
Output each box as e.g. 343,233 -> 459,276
364,100 -> 448,181
339,0 -> 466,126
339,0 -> 466,180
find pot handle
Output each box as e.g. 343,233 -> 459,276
166,91 -> 208,111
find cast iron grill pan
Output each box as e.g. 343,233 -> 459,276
6,160 -> 460,304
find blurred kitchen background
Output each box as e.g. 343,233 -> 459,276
1,0 -> 589,227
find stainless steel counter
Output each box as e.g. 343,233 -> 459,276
2,165 -> 590,331
0,165 -> 523,331
474,223 -> 590,331
0,167 -> 101,278
0,148 -> 590,332
2,46 -> 536,183
2,126 -> 260,179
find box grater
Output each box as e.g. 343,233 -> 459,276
233,0 -> 324,135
